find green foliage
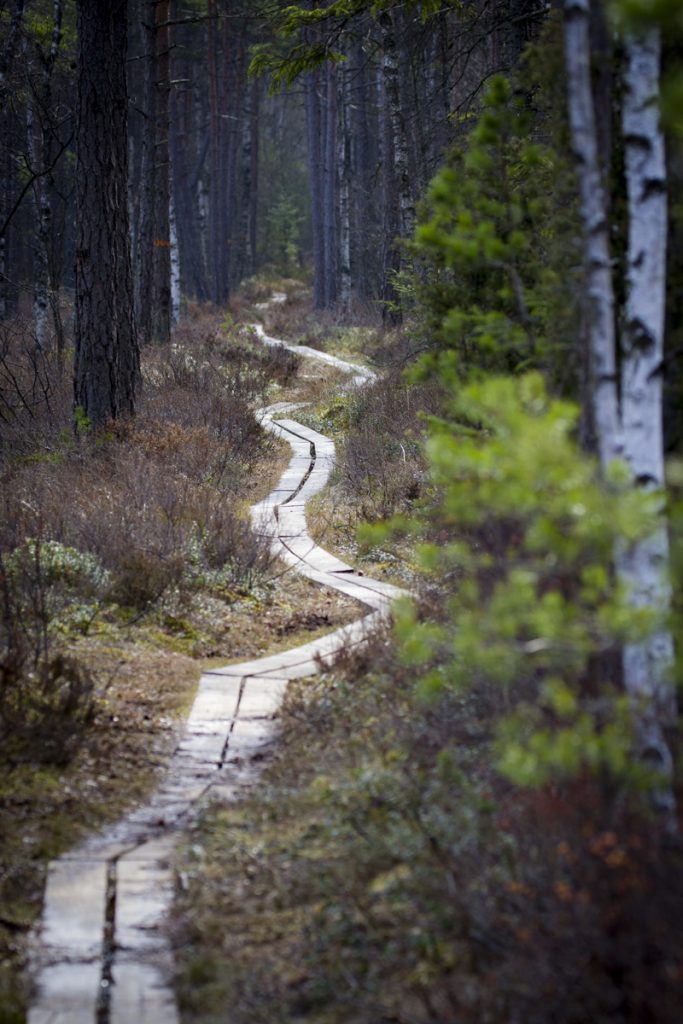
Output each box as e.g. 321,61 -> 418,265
262,192 -> 303,274
250,0 -> 458,86
409,75 -> 581,390
73,404 -> 91,438
5,539 -> 108,636
384,374 -> 667,790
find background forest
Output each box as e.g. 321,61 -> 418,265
2,0 -> 683,1022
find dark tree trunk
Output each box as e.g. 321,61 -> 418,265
379,58 -> 400,324
338,62 -> 351,313
322,62 -> 337,306
248,75 -> 260,274
134,0 -> 171,343
305,66 -> 325,309
207,0 -> 225,303
0,2 -> 27,317
134,0 -> 154,342
170,66 -> 208,301
74,0 -> 139,428
150,0 -> 171,342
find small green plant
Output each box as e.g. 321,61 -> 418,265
73,404 -> 91,438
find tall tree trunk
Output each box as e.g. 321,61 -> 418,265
338,63 -> 351,314
380,10 -> 415,243
134,0 -> 154,343
206,0 -> 220,303
74,0 -> 139,427
248,75 -> 260,274
563,0 -> 621,469
169,187 -> 180,323
0,0 -> 26,319
379,59 -> 400,323
322,62 -> 337,306
620,29 -> 676,791
26,0 -> 63,351
564,0 -> 675,816
26,101 -> 50,349
134,0 -> 171,343
171,75 -> 208,301
305,66 -> 325,309
150,0 -> 171,342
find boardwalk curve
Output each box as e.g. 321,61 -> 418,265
28,339 -> 404,1023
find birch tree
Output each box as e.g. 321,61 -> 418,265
563,0 -> 675,811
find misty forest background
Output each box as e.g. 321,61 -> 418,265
3,0 -> 683,1022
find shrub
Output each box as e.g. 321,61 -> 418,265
408,74 -> 580,393
336,375 -> 441,521
0,548 -> 95,766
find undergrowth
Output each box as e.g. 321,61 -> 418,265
174,374 -> 683,1024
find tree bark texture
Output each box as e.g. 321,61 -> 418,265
322,62 -> 338,306
563,0 -> 622,469
620,30 -> 676,750
338,64 -> 352,314
305,66 -> 325,309
150,0 -> 171,343
564,1 -> 676,812
74,0 -> 140,428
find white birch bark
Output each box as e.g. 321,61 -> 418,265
381,11 -> 415,242
563,0 -> 622,469
619,31 -> 676,784
565,2 -> 676,813
170,186 -> 180,324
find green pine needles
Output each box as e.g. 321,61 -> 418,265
410,75 -> 580,390
364,373 -> 668,794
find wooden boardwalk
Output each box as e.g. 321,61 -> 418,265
28,356 -> 404,1023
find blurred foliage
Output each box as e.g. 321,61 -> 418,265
362,373 -> 668,793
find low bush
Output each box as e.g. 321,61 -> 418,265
335,375 -> 441,521
0,545 -> 95,765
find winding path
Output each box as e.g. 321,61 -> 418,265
28,334 -> 405,1022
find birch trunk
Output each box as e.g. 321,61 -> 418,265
564,1 -> 676,813
380,10 -> 415,243
619,30 -> 676,787
169,187 -> 180,323
563,0 -> 622,468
